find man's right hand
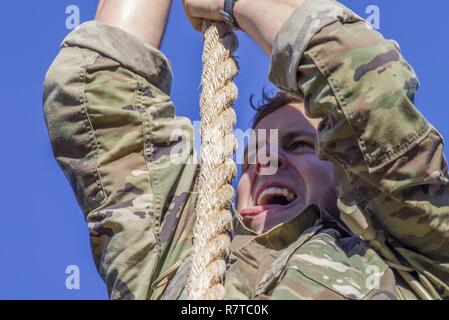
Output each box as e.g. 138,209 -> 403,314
183,0 -> 225,30
183,0 -> 306,56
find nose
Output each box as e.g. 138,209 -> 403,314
255,144 -> 287,175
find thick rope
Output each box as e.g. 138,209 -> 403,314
188,21 -> 239,300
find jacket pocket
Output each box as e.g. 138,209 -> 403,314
283,232 -> 389,299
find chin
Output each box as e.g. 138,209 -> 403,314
242,200 -> 306,234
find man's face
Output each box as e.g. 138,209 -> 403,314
236,102 -> 337,234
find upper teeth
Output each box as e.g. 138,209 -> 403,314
257,187 -> 296,205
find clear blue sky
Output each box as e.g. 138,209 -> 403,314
0,1 -> 447,299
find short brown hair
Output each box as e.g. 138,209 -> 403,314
250,89 -> 303,128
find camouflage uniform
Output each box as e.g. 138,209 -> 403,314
43,0 -> 449,299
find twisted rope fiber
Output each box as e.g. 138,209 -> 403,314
188,20 -> 239,300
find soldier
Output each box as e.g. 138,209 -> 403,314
43,0 -> 449,299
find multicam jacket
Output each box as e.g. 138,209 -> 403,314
43,0 -> 449,300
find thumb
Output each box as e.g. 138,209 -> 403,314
182,0 -> 204,31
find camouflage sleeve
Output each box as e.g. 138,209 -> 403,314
269,0 -> 449,297
43,21 -> 198,299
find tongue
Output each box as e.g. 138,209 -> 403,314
240,205 -> 281,217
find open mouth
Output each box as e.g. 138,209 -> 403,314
239,184 -> 300,221
257,186 -> 297,206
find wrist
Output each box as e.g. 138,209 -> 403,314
233,0 -> 306,55
219,0 -> 240,29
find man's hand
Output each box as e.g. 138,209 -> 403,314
183,0 -> 224,30
183,0 -> 306,55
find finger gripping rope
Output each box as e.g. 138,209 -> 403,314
187,21 -> 239,300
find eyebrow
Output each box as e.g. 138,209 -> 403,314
240,128 -> 316,171
281,128 -> 316,141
